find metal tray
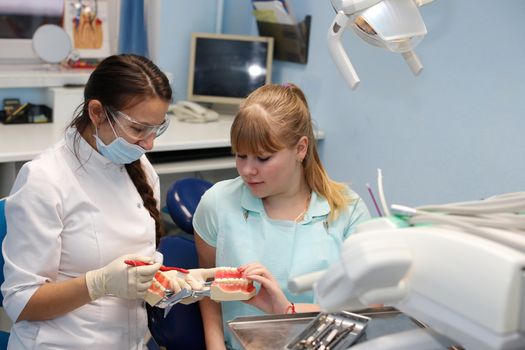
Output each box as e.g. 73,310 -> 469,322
228,307 -> 441,350
229,312 -> 319,350
286,310 -> 370,350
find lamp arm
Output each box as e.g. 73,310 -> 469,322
402,50 -> 423,75
327,11 -> 360,90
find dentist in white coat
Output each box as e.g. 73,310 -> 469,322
1,54 -> 186,349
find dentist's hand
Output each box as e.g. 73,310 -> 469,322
185,267 -> 218,290
161,270 -> 191,295
85,254 -> 161,300
163,267 -> 218,305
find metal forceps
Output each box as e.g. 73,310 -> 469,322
156,282 -> 212,317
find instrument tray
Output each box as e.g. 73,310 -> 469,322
228,306 -> 448,350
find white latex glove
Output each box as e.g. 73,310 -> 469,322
162,267 -> 218,305
185,267 -> 219,290
162,270 -> 191,294
85,254 -> 161,300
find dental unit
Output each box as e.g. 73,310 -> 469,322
289,177 -> 525,349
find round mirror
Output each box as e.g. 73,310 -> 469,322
32,24 -> 72,64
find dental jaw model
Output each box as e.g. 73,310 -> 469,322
143,266 -> 256,310
123,259 -> 191,307
145,270 -> 172,306
211,267 -> 256,301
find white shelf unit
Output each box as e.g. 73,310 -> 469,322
0,65 -> 92,88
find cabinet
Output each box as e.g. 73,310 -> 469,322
46,86 -> 84,127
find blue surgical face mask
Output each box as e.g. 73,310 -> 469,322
94,118 -> 145,164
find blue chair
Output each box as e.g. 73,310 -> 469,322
0,198 -> 5,304
0,198 -> 11,347
165,178 -> 213,235
147,178 -> 213,350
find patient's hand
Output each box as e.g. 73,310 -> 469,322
239,263 -> 290,314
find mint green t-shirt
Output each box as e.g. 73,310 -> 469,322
193,177 -> 371,350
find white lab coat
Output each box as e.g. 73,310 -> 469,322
1,129 -> 159,349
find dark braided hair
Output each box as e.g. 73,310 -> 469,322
69,54 -> 172,246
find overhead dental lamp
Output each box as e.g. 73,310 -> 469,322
328,0 -> 433,90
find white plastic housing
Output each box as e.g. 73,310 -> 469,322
331,0 -> 382,14
354,0 -> 427,52
314,226 -> 525,350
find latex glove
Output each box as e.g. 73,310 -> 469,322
161,270 -> 192,294
185,267 -> 219,290
86,254 -> 161,300
181,268 -> 219,305
162,268 -> 218,305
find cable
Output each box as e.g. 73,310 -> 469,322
391,192 -> 525,253
418,192 -> 525,214
409,214 -> 525,253
377,168 -> 390,216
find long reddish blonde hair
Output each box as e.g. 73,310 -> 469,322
231,83 -> 352,221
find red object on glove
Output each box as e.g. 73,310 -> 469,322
124,259 -> 189,274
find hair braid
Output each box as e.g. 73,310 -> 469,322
125,160 -> 165,246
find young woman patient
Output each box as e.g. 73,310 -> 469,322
193,83 -> 371,350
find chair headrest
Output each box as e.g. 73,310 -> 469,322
166,178 -> 212,235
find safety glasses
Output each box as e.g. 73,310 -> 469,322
106,108 -> 170,140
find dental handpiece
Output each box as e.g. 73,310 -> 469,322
325,322 -> 355,350
305,315 -> 335,347
316,320 -> 342,350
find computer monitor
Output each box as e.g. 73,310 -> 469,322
187,32 -> 274,105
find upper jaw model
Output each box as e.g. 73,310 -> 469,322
210,267 -> 256,301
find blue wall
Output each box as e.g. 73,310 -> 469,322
216,0 -> 525,209
154,0 -> 218,103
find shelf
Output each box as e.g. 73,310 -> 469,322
0,64 -> 92,88
152,156 -> 236,175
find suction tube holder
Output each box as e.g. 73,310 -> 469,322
328,11 -> 360,90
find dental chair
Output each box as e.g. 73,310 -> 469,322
165,177 -> 213,236
0,198 -> 11,347
147,178 -> 213,350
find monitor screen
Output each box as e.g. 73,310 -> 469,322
187,33 -> 273,105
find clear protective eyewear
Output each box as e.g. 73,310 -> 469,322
107,108 -> 170,140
